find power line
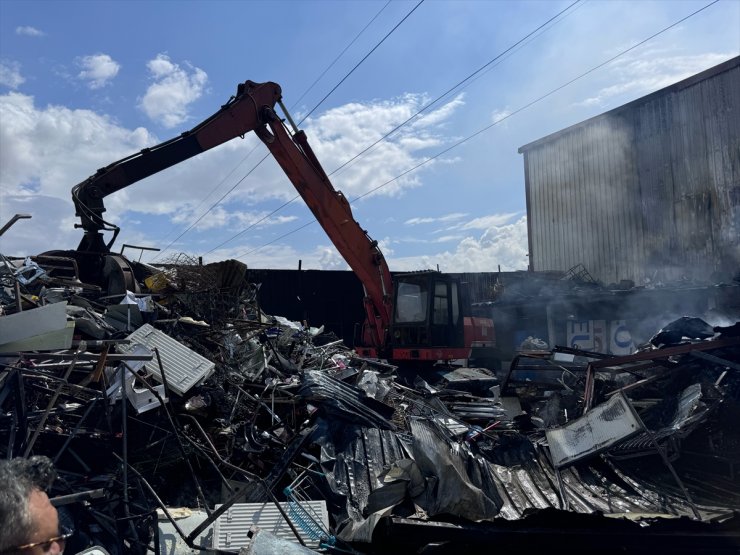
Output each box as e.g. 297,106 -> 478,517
299,0 -> 425,124
233,0 -> 720,262
203,1 -> 580,257
328,0 -> 583,178
203,191 -> 298,255
155,1 -> 421,260
151,142 -> 264,260
291,0 -> 392,111
154,151 -> 272,261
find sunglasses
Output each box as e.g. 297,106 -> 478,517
11,525 -> 74,552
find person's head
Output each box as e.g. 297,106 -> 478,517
0,456 -> 69,555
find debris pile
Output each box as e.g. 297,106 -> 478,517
1,254 -> 739,554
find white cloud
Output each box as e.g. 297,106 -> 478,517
139,54 -> 207,128
318,245 -> 346,270
303,93 -> 465,199
577,51 -> 735,108
77,54 -> 120,89
15,26 -> 44,37
433,235 -> 464,243
170,205 -> 298,232
491,108 -> 512,123
457,213 -> 518,231
0,61 -> 25,89
0,92 -> 156,253
389,216 -> 529,272
405,212 -> 467,225
0,86 -> 469,262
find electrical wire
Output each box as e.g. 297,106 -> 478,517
200,0 -> 582,256
233,0 -> 720,261
328,0 -> 583,179
152,1 -> 415,260
154,142 -> 262,246
299,0 -> 425,124
291,0 -> 392,111
196,2 -> 397,257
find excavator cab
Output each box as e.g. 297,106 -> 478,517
389,272 -> 466,356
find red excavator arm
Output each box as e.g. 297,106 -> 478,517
71,80 -> 393,351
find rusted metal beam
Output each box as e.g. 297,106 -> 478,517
583,337 -> 740,412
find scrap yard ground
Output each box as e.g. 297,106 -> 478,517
0,256 -> 739,554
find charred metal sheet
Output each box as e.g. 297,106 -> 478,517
315,420 -> 407,540
407,417 -> 502,521
118,324 -> 215,395
546,393 -> 640,467
297,370 -> 395,430
611,383 -> 715,456
583,336 -> 740,411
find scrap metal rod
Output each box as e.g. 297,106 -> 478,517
152,347 -> 212,516
52,398 -> 99,464
5,353 -> 153,361
22,351 -> 80,456
177,414 -> 307,547
623,395 -> 702,520
583,336 -> 740,412
112,454 -> 237,554
120,364 -> 139,542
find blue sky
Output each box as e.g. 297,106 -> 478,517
1,0 -> 738,271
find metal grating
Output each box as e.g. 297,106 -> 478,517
212,501 -> 329,549
118,324 -> 214,395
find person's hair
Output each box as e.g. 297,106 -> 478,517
0,456 -> 57,553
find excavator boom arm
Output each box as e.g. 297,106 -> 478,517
257,111 -> 393,348
71,80 -> 393,349
72,81 -> 282,252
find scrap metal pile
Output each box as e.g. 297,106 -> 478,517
1,255 -> 739,554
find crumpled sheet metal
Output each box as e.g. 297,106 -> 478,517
328,420 -> 721,544
297,370 -> 396,430
314,420 -> 407,542
406,417 -> 502,521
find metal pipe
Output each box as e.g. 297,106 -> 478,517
50,488 -> 106,507
23,352 -> 80,456
153,347 -> 212,516
53,398 -> 98,464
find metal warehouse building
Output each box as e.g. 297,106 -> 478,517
519,56 -> 739,286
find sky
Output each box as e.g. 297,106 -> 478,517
1,0 -> 738,273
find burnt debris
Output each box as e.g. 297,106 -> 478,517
1,254 -> 739,554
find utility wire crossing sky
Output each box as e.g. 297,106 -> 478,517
0,0 -> 738,272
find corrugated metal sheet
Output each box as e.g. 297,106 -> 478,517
119,324 -> 215,395
520,56 -> 740,285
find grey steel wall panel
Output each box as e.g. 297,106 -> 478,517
520,57 -> 740,285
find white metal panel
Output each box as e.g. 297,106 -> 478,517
546,393 -> 640,467
212,501 -> 329,550
118,324 -> 215,395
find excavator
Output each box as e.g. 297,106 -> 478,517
66,80 -> 494,366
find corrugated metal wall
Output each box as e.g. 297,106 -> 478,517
520,57 -> 740,285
